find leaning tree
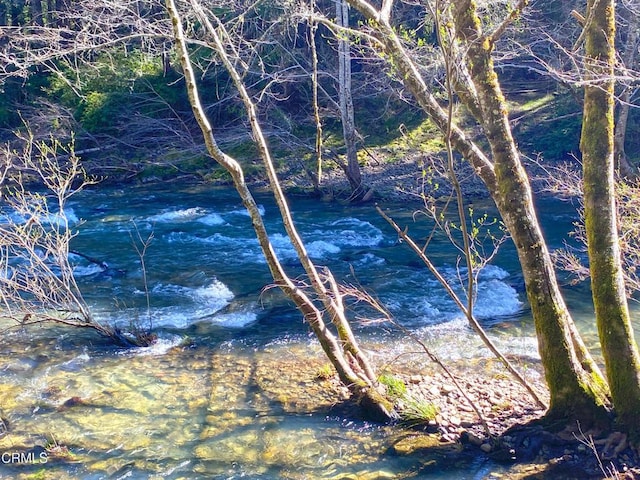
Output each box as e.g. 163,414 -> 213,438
340,0 -> 613,427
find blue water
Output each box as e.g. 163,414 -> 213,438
0,182 -> 631,479
66,184 -> 527,338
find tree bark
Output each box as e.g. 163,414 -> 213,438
336,0 -> 362,196
450,0 -> 610,424
581,0 -> 640,440
614,2 -> 639,178
346,0 -> 611,426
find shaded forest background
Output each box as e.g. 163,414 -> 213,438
1,0 -> 637,190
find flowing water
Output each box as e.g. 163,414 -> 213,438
0,183 -> 636,479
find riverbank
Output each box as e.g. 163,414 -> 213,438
383,361 -> 639,480
90,139 -> 489,205
322,339 -> 638,480
228,151 -> 490,204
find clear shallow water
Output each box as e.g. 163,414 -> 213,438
0,183 -> 636,479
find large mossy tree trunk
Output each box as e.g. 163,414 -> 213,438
581,0 -> 640,440
166,0 -> 393,422
346,0 -> 611,427
448,0 -> 610,426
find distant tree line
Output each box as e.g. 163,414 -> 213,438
5,1 -> 636,187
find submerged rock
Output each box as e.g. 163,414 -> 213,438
327,470 -> 397,480
58,396 -> 85,410
390,433 -> 459,456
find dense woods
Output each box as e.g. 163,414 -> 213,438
2,0 -> 640,477
2,0 -> 635,183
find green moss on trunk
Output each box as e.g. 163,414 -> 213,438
451,0 -> 610,427
581,0 -> 640,441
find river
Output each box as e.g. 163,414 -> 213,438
0,182 -> 635,479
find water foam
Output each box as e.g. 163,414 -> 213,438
478,264 -> 511,281
473,279 -> 522,318
382,264 -> 521,326
210,311 -> 258,328
322,218 -> 385,247
175,216 -> 380,264
197,212 -> 226,226
142,279 -> 236,328
147,207 -> 206,223
228,205 -> 266,217
306,240 -> 341,257
257,233 -> 341,261
72,264 -> 105,277
192,280 -> 235,305
355,253 -> 386,266
59,350 -> 91,372
131,335 -> 183,356
1,207 -> 79,228
151,279 -> 234,307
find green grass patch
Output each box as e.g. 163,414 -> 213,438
400,391 -> 439,425
378,373 -> 439,426
511,88 -> 583,161
314,364 -> 334,380
507,93 -> 555,115
377,118 -> 444,163
378,373 -> 407,399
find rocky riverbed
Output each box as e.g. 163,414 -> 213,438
1,327 -> 639,479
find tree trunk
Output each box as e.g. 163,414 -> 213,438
346,0 -> 611,427
581,0 -> 640,440
449,0 -> 610,424
309,9 -> 323,191
166,0 -> 394,421
614,2 -> 639,178
336,0 -> 362,197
